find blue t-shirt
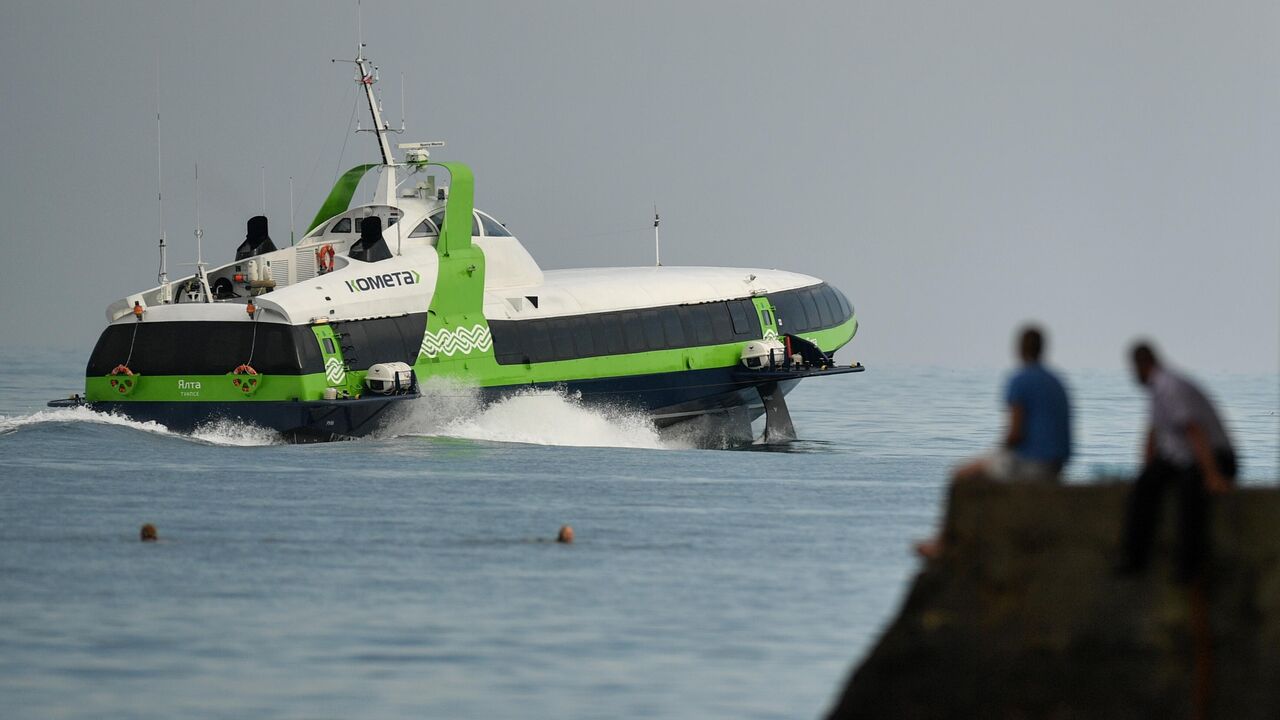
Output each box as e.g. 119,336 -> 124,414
1004,363 -> 1072,464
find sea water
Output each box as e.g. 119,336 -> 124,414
1,348 -> 1276,719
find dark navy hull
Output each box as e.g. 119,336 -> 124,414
59,364 -> 861,443
86,395 -> 416,442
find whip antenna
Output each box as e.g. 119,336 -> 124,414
654,204 -> 661,267
194,163 -> 204,269
155,58 -> 168,292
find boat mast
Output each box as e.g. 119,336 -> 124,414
351,43 -> 397,204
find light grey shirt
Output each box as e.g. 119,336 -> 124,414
1148,367 -> 1232,467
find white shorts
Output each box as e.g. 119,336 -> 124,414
983,449 -> 1062,483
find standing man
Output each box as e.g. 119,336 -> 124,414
916,325 -> 1071,558
1119,342 -> 1237,582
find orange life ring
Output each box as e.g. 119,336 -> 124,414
231,364 -> 259,395
316,244 -> 336,274
108,364 -> 136,395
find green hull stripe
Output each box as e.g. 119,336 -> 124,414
86,373 -> 332,403
413,315 -> 859,388
307,164 -> 379,233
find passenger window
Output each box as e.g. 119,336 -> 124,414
769,293 -> 802,332
640,310 -> 666,350
710,303 -> 735,342
798,289 -> 822,330
322,338 -> 335,354
680,306 -> 715,345
571,317 -> 596,358
593,314 -> 624,355
527,321 -> 553,363
661,309 -> 686,348
549,319 -> 576,361
820,286 -> 843,325
409,220 -> 437,238
622,312 -> 646,353
810,287 -> 835,328
479,212 -> 513,237
729,301 -> 753,336
428,210 -> 480,236
330,217 -> 352,233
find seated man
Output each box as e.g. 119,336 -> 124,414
916,325 -> 1072,558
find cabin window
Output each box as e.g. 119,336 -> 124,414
821,286 -> 845,324
678,306 -> 714,345
621,312 -> 646,353
661,310 -> 686,348
526,322 -> 553,362
549,318 -> 576,361
478,212 -> 513,237
85,322 -> 324,376
765,284 -> 850,334
487,299 -> 767,366
330,315 -> 422,369
809,287 -> 835,328
770,292 -> 803,332
322,338 -> 335,354
729,301 -> 753,335
571,318 -> 596,357
409,220 -> 438,238
329,217 -> 352,233
429,210 -> 480,236
640,310 -> 666,350
798,289 -> 822,330
593,314 -> 625,356
709,302 -> 734,341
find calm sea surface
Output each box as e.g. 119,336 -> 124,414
1,348 -> 1276,719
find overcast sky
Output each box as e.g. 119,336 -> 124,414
1,1 -> 1276,373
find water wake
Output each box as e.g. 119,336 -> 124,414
188,418 -> 282,447
0,406 -> 280,447
0,406 -> 171,438
385,380 -> 685,450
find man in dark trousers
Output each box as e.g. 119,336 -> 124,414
1120,342 -> 1237,582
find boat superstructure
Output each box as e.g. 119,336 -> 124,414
53,46 -> 863,442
